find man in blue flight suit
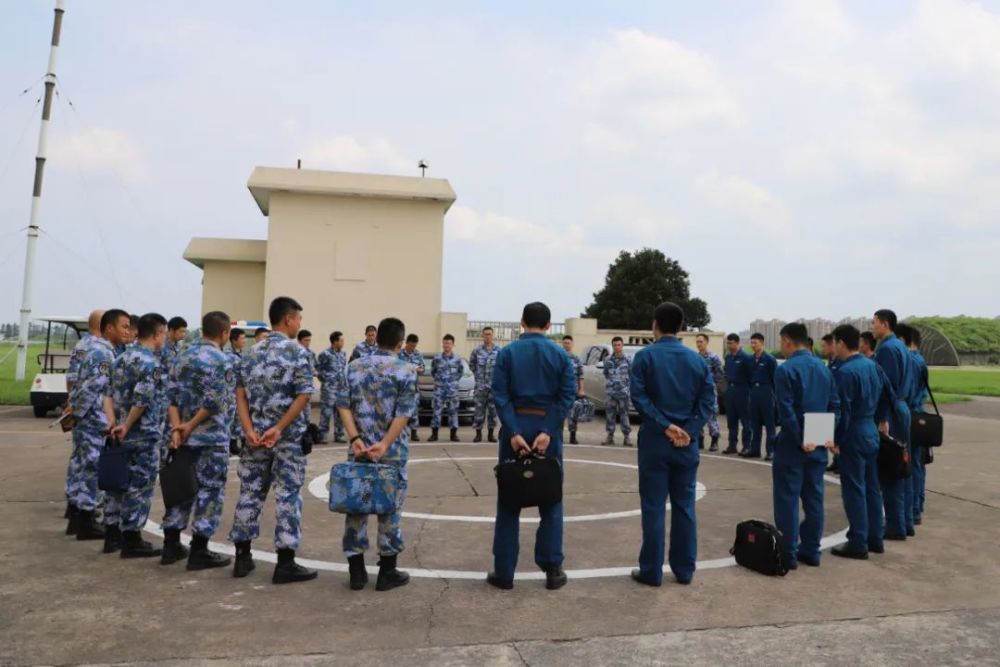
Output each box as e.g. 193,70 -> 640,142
829,324 -> 892,560
823,333 -> 844,474
772,322 -> 840,569
746,333 -> 778,461
898,323 -> 930,526
629,302 -> 716,587
723,334 -> 753,455
872,309 -> 915,540
488,302 -> 576,591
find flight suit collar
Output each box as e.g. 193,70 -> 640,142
654,335 -> 680,346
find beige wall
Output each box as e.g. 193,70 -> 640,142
200,260 -> 266,323
565,319 -> 725,357
263,191 -> 448,355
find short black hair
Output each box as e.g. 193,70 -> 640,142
297,329 -> 312,342
895,322 -> 912,346
696,333 -> 709,342
780,322 -> 810,345
821,334 -> 834,344
268,296 -> 303,326
482,326 -> 494,334
562,335 -> 573,341
202,311 -> 231,338
874,309 -> 898,331
129,314 -> 139,328
101,309 -> 129,333
330,331 -> 342,344
254,327 -> 269,338
376,317 -> 405,348
832,324 -> 860,351
137,313 -> 167,340
611,336 -> 624,344
522,301 -> 551,329
806,337 -> 814,349
910,327 -> 922,347
726,333 -> 740,343
229,328 -> 245,344
750,332 -> 765,342
860,331 -> 876,349
167,316 -> 187,331
406,333 -> 419,344
442,334 -> 455,343
654,302 -> 684,335
365,325 -> 377,334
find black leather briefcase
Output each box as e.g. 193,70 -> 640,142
911,381 -> 944,448
730,520 -> 788,576
160,448 -> 199,509
878,432 -> 912,480
494,455 -> 562,512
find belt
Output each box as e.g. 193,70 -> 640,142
515,407 -> 547,416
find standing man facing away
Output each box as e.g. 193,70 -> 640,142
772,323 -> 840,569
603,336 -> 632,447
227,328 -> 246,456
229,297 -> 317,584
337,317 -> 417,592
747,333 -> 778,461
317,331 -> 347,444
561,335 -> 585,445
63,308 -> 103,524
488,302 -> 576,591
430,334 -> 463,443
161,311 -> 232,570
824,334 -> 844,474
629,303 -> 715,587
898,323 -> 929,527
350,325 -> 379,362
723,334 -> 753,455
470,326 -> 500,443
397,334 -> 426,442
695,333 -> 723,452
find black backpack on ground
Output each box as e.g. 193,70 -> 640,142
730,520 -> 788,576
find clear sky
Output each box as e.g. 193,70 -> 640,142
1,0 -> 998,334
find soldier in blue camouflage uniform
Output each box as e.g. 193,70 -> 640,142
65,309 -> 130,541
603,337 -> 632,446
228,297 -> 317,584
157,316 -> 188,460
161,311 -> 232,570
106,313 -> 170,558
349,325 -> 379,362
430,333 -> 464,442
226,328 -> 246,455
470,326 -> 500,443
336,317 -> 417,591
63,309 -> 103,525
561,335 -> 586,444
317,331 -> 348,443
397,333 -> 425,441
695,333 -> 724,451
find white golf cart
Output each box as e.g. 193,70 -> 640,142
30,316 -> 88,418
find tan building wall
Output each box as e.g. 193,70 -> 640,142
565,318 -> 725,357
200,261 -> 266,322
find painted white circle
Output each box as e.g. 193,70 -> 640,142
143,445 -> 848,581
306,457 -> 707,523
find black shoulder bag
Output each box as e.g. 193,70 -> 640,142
494,454 -> 562,512
911,379 -> 943,448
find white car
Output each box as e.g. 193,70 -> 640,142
580,343 -> 644,416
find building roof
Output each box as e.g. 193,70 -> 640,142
246,166 -> 457,216
183,237 -> 267,268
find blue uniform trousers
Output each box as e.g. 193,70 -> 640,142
725,386 -> 751,451
67,426 -> 104,511
772,440 -> 827,565
838,428 -> 883,553
911,445 -> 926,520
636,430 -> 699,584
748,386 -> 776,457
492,416 -> 563,581
880,401 -> 911,537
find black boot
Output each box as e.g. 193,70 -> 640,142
65,505 -> 79,536
186,533 -> 230,571
102,525 -> 123,553
709,435 -> 719,452
121,530 -> 162,558
410,428 -> 420,442
569,431 -> 578,445
348,553 -> 368,590
545,566 -> 568,590
272,548 -> 318,584
160,529 -> 189,565
375,554 -> 410,591
428,428 -> 439,442
75,510 -> 106,541
233,541 -> 255,578
488,428 -> 497,443
473,429 -> 483,443
64,502 -> 72,519
450,428 -> 460,443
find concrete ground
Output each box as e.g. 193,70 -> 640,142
0,403 -> 998,666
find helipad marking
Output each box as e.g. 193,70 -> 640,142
306,457 -> 707,523
143,448 -> 848,581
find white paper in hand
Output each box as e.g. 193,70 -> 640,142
803,412 -> 835,448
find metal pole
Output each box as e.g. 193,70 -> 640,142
15,0 -> 64,381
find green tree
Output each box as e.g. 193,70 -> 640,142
583,248 -> 710,329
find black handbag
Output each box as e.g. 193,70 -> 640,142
878,431 -> 912,480
730,520 -> 788,576
911,380 -> 943,448
160,448 -> 199,508
923,446 -> 934,466
97,438 -> 129,493
301,423 -> 321,456
494,454 -> 562,512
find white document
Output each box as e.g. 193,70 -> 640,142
803,412 -> 835,447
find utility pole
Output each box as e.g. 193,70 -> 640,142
15,0 -> 65,381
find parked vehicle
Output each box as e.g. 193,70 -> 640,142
30,316 -> 88,417
416,353 -> 476,426
580,343 -> 644,416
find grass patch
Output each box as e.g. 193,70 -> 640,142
932,393 -> 973,405
0,342 -> 51,405
929,367 -> 1000,397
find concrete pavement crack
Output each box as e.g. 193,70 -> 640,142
444,448 -> 480,497
927,488 -> 1000,511
512,641 -> 530,666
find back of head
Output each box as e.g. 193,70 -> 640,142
832,324 -> 860,351
202,311 -> 231,338
780,322 -> 809,346
137,313 -> 167,340
88,309 -> 105,332
653,301 -> 684,335
895,322 -> 913,347
377,317 -> 406,349
269,296 -> 303,326
521,302 -> 551,329
874,308 -> 898,331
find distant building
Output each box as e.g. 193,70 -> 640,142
748,316 -> 873,349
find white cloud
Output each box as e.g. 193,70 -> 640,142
53,128 -> 147,182
298,135 -> 412,174
446,204 -> 588,255
901,0 -> 1000,79
696,172 -> 790,231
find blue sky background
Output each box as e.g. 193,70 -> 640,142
1,0 -> 998,333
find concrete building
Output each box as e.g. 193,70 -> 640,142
748,316 -> 873,350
